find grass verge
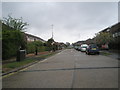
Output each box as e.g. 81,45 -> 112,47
37,52 -> 57,59
100,51 -> 112,56
2,59 -> 36,73
2,51 -> 58,73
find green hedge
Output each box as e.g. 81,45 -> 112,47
2,30 -> 26,60
26,41 -> 48,54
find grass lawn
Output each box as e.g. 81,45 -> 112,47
2,59 -> 37,73
2,51 -> 58,73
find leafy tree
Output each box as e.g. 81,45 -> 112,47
33,41 -> 43,46
95,32 -> 113,46
47,38 -> 54,44
46,38 -> 55,51
2,15 -> 28,60
2,15 -> 28,31
34,41 -> 43,55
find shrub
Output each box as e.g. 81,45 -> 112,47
26,41 -> 47,54
2,30 -> 26,60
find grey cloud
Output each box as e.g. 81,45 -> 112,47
2,2 -> 118,43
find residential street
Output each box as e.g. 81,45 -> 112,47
3,49 -> 119,88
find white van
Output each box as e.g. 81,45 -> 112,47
80,44 -> 88,52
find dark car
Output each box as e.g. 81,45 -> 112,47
86,44 -> 99,55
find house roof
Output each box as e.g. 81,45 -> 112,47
100,22 -> 120,34
110,22 -> 120,33
25,33 -> 46,42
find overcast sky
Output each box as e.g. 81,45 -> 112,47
2,2 -> 118,43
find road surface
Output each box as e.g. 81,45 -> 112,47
3,49 -> 119,88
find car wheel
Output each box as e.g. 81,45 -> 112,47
97,52 -> 99,55
86,52 -> 90,55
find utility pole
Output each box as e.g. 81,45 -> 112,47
79,33 -> 80,39
51,24 -> 54,52
51,24 -> 54,39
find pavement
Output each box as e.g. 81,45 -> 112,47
2,49 -> 119,88
2,51 -> 49,64
2,51 -> 60,76
100,50 -> 120,60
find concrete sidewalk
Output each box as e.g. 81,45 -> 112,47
2,51 -> 49,64
2,50 -> 61,76
100,50 -> 120,60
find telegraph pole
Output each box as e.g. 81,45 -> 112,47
51,24 -> 54,39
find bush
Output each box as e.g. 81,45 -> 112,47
26,41 -> 48,54
26,42 -> 35,53
2,30 -> 26,60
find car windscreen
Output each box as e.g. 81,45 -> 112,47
81,46 -> 88,48
89,45 -> 98,48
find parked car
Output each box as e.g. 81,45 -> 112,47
77,46 -> 81,51
74,46 -> 78,50
86,44 -> 99,55
101,44 -> 109,50
80,44 -> 88,52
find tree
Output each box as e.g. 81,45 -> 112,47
2,15 -> 28,60
46,38 -> 55,51
94,32 -> 113,46
2,15 -> 28,31
33,41 -> 43,55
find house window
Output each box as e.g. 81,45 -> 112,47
107,28 -> 110,32
113,34 -> 115,37
34,38 -> 36,41
113,31 -> 120,37
118,32 -> 120,36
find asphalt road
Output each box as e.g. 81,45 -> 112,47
3,49 -> 119,88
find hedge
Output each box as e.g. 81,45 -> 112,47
26,41 -> 48,54
2,30 -> 26,60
